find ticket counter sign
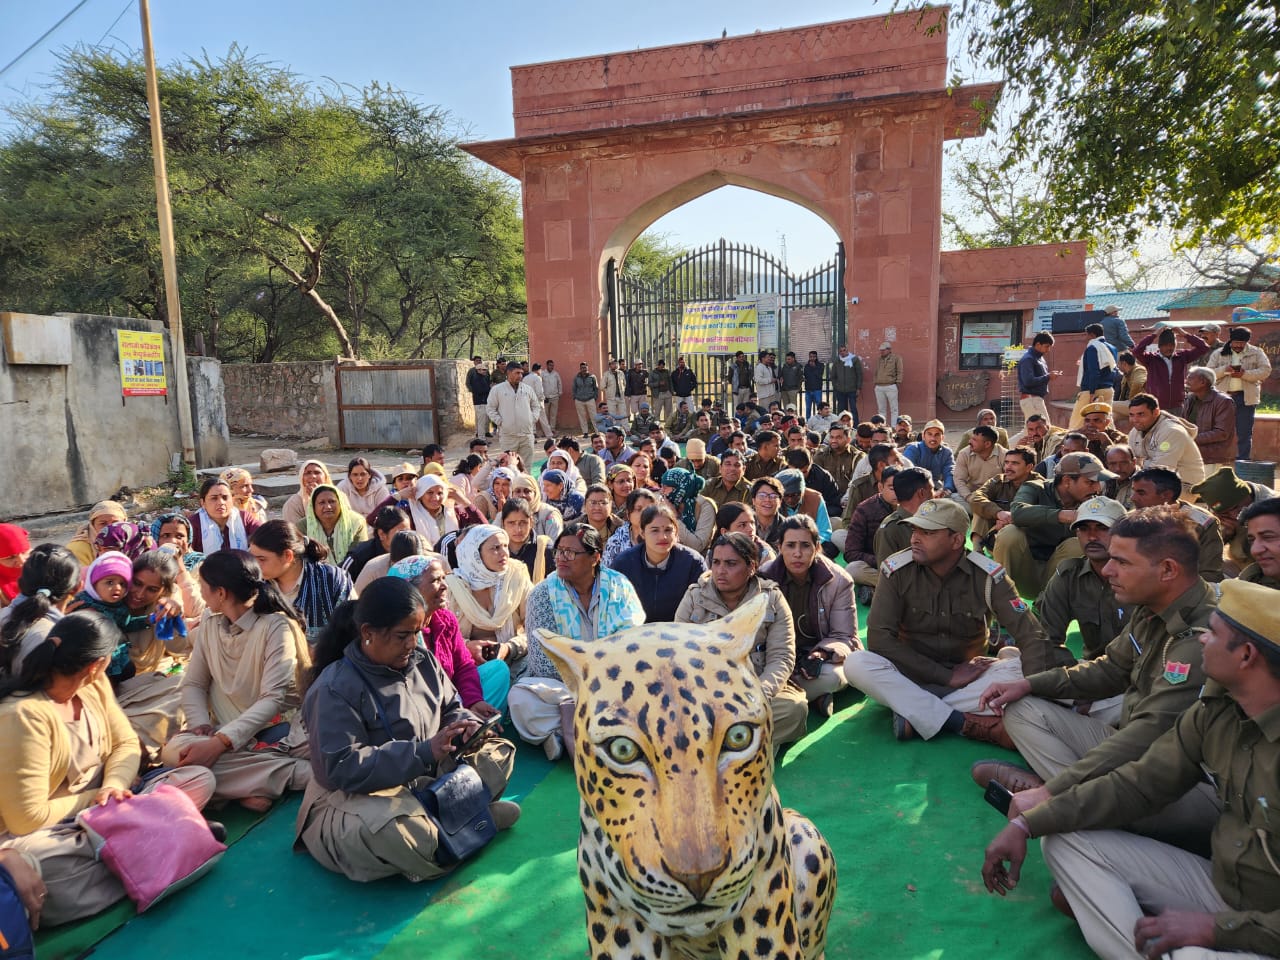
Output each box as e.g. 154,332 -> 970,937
117,330 -> 168,396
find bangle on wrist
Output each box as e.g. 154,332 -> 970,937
1010,816 -> 1032,837
214,732 -> 234,751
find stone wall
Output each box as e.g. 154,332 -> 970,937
222,361 -> 338,442
1,312 -> 188,517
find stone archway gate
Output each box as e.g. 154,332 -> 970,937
464,10 -> 999,424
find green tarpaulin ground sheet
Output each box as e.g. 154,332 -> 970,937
35,610 -> 1097,960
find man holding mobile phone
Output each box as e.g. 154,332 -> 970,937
1206,325 -> 1271,460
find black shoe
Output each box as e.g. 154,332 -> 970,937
892,713 -> 917,741
856,584 -> 874,607
207,820 -> 227,843
812,693 -> 834,718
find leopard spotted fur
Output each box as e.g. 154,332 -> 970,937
539,595 -> 837,960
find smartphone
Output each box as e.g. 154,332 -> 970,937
798,655 -> 824,681
984,780 -> 1013,817
480,642 -> 501,662
451,715 -> 503,755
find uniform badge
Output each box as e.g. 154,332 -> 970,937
1164,661 -> 1191,684
1158,441 -> 1171,451
1010,597 -> 1029,613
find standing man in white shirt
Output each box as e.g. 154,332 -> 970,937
754,351 -> 779,408
541,359 -> 562,433
525,363 -> 555,440
486,361 -> 541,467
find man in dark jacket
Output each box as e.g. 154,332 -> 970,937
1016,332 -> 1055,421
803,350 -> 826,417
671,356 -> 697,409
829,345 -> 864,420
467,357 -> 493,438
779,351 -> 804,411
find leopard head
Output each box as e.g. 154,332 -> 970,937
539,595 -> 774,934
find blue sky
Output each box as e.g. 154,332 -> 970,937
1,0 -> 976,273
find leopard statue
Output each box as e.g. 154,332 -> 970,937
538,594 -> 837,960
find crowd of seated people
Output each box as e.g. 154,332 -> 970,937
2,338 -> 1277,958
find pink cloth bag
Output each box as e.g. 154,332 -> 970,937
77,783 -> 226,912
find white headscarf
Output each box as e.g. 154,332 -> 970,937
408,475 -> 457,546
456,524 -> 506,590
544,450 -> 581,490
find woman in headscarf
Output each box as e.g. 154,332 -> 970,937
510,524 -> 645,760
304,483 -> 368,567
187,477 -> 262,554
0,524 -> 32,607
221,467 -> 268,524
510,474 -> 564,542
64,501 -> 127,567
543,449 -> 583,494
336,457 -> 388,517
93,521 -> 155,561
499,498 -> 554,585
408,475 -> 460,548
606,463 -> 636,517
657,466 -> 717,553
473,466 -> 515,522
282,460 -> 333,527
540,469 -> 583,522
392,554 -> 509,715
444,524 -> 531,691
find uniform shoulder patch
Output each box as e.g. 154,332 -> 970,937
966,551 -> 1006,581
1180,503 -> 1215,528
880,548 -> 914,577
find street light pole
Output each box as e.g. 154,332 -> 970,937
139,0 -> 196,468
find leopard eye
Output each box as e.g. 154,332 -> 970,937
606,737 -> 641,764
722,722 -> 755,753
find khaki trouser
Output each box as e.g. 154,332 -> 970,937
161,733 -> 312,803
1043,830 -> 1269,960
992,526 -> 1083,598
296,738 -> 515,883
780,389 -> 800,411
651,391 -> 673,420
1069,387 -> 1115,429
115,670 -> 185,759
769,683 -> 810,747
495,431 -> 535,470
544,397 -> 559,430
1,767 -> 215,927
1019,396 -> 1050,421
1002,697 -> 1220,852
845,559 -> 879,588
840,649 -> 1025,740
574,400 -> 595,435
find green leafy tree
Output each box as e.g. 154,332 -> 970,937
937,0 -> 1280,245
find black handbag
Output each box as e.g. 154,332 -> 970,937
344,657 -> 496,864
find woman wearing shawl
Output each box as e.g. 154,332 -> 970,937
221,467 -> 268,524
64,501 -> 127,567
657,466 -> 717,553
282,460 -> 333,527
543,449 -> 583,494
305,484 -> 368,566
540,469 -> 584,522
0,524 -> 32,607
187,477 -> 262,554
407,475 -> 460,548
510,474 -> 564,542
473,466 -> 515,522
509,523 -> 644,761
395,553 -> 511,714
500,498 -> 554,585
444,524 -> 531,694
336,457 -> 388,516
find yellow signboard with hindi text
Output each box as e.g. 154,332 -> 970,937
116,330 -> 168,396
679,301 -> 758,354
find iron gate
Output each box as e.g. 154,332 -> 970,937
607,238 -> 846,411
334,362 -> 438,449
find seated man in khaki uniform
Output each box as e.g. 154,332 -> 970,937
975,506 -> 1221,855
981,579 -> 1280,960
993,451 -> 1109,597
840,499 -> 1060,749
1239,497 -> 1280,589
1192,466 -> 1278,576
1129,465 -> 1225,582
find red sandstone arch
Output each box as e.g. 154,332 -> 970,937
465,10 -> 1000,419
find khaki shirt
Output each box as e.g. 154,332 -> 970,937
875,353 -> 903,386
673,455 -> 721,482
814,446 -> 859,498
1024,691 -> 1280,956
1033,556 -> 1123,661
1239,562 -> 1280,589
970,475 -> 1035,522
873,508 -> 913,566
867,550 -> 1051,686
953,445 -> 1006,499
1025,579 -> 1218,793
706,476 -> 750,508
744,453 -> 785,482
842,472 -> 878,524
1180,501 -> 1225,583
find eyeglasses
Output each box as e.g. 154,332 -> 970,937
555,548 -> 590,560
755,492 -> 781,502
